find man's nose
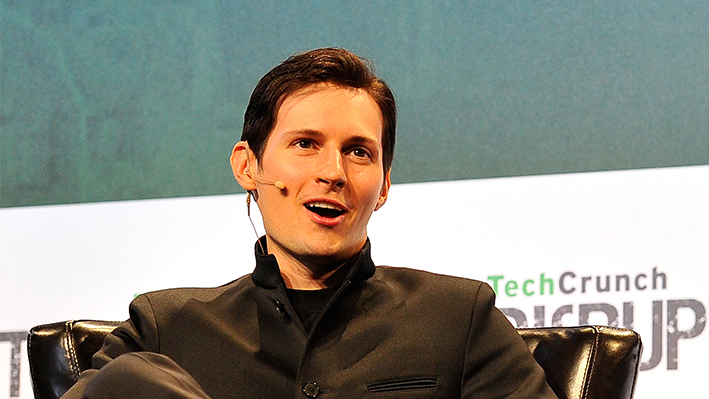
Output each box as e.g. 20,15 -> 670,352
316,149 -> 347,188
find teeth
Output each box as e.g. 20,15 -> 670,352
306,201 -> 343,211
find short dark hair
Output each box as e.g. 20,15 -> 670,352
241,48 -> 396,173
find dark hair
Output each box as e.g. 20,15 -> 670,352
241,48 -> 396,172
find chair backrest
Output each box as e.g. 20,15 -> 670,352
28,321 -> 642,399
28,320 -> 121,399
517,326 -> 641,399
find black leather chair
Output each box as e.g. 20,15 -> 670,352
28,320 -> 642,399
517,326 -> 641,399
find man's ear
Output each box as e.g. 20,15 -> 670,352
374,170 -> 392,211
230,141 -> 258,192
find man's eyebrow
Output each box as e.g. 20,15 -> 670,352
282,129 -> 324,138
282,129 -> 381,147
346,135 -> 381,148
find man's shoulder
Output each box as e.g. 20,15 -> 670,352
135,274 -> 254,308
372,265 -> 493,299
374,265 -> 485,285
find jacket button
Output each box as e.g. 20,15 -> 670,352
302,382 -> 320,398
273,299 -> 285,314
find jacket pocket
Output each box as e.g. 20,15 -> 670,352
367,377 -> 437,393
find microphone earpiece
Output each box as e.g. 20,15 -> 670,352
244,166 -> 285,190
253,177 -> 286,190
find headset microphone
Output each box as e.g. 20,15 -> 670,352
242,168 -> 285,253
244,176 -> 285,253
254,177 -> 286,190
243,166 -> 285,190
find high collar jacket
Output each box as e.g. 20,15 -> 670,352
64,239 -> 557,399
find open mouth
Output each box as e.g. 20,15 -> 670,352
305,201 -> 346,218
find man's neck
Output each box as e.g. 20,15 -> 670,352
277,249 -> 353,290
280,263 -> 348,290
264,237 -> 355,290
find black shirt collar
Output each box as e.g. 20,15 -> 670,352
250,236 -> 375,289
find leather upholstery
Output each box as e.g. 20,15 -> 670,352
517,326 -> 642,399
28,321 -> 641,399
28,320 -> 121,399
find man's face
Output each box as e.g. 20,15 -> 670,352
251,83 -> 390,268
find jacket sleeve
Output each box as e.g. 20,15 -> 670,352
59,294 -> 160,399
461,283 -> 558,399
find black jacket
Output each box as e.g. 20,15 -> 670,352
63,239 -> 557,398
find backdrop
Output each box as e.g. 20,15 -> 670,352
2,1 -> 708,207
2,1 -> 708,398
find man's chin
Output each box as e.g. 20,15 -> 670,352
266,233 -> 366,268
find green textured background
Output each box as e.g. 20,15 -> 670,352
1,1 -> 708,208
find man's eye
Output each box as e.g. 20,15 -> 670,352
295,140 -> 313,149
351,148 -> 371,159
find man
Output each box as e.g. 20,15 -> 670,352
62,48 -> 558,399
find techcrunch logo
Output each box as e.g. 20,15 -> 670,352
487,266 -> 667,297
487,266 -> 707,371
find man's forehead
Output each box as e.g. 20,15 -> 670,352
268,83 -> 383,141
276,83 -> 371,110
